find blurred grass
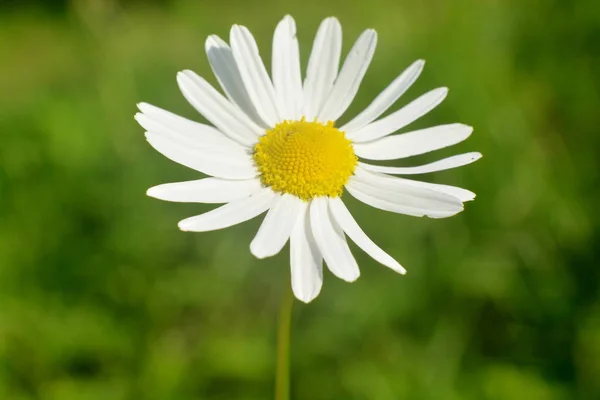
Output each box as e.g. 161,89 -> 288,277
0,0 -> 599,399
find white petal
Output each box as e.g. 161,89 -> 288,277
205,35 -> 268,128
250,194 -> 305,259
147,177 -> 262,203
355,167 -> 475,201
346,168 -> 464,218
272,15 -> 303,120
359,152 -> 482,175
318,29 -> 377,122
349,87 -> 448,142
135,108 -> 239,148
145,131 -> 257,179
177,70 -> 262,147
303,17 -> 342,121
341,60 -> 425,132
328,197 -> 406,274
353,123 -> 473,160
230,25 -> 281,126
385,176 -> 476,202
309,197 -> 360,282
290,205 -> 323,303
178,188 -> 276,232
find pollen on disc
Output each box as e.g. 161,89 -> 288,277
253,120 -> 357,200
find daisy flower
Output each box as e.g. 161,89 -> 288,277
135,15 -> 481,303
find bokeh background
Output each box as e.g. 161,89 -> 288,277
1,0 -> 599,399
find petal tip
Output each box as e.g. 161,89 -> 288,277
205,34 -> 224,50
452,123 -> 474,135
342,272 -> 360,283
249,244 -> 274,260
295,294 -> 314,304
177,219 -> 193,231
230,24 -> 246,35
323,16 -> 341,27
175,71 -> 186,83
389,260 -> 407,275
146,186 -> 160,199
293,288 -> 320,304
464,192 -> 477,202
177,70 -> 196,81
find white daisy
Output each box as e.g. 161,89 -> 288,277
135,15 -> 481,303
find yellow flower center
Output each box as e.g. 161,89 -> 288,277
253,119 -> 357,201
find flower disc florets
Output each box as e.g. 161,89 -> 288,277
253,120 -> 357,200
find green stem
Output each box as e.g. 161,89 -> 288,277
275,287 -> 294,400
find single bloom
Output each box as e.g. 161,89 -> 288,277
135,15 -> 481,303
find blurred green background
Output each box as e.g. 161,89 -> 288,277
1,0 -> 599,399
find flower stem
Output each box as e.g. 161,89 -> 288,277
275,287 -> 294,400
